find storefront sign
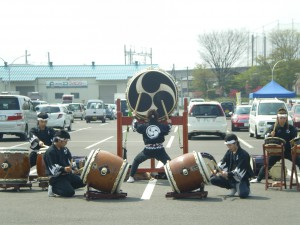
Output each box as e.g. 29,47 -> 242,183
46,81 -> 88,88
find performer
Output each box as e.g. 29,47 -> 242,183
127,109 -> 172,183
251,107 -> 300,183
29,112 -> 56,167
211,133 -> 253,198
43,130 -> 85,197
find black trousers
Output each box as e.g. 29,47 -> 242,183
49,174 -> 85,197
29,151 -> 37,167
210,175 -> 250,198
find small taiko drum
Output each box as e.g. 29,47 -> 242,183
0,148 -> 30,184
80,149 -> 129,193
200,152 -> 217,178
164,151 -> 210,193
250,155 -> 264,176
264,137 -> 286,153
36,148 -> 48,181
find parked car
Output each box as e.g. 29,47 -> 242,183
249,98 -> 293,138
0,94 -> 37,140
32,100 -> 48,108
230,105 -> 251,131
221,101 -> 235,117
105,103 -> 116,120
188,101 -> 227,140
68,103 -> 86,120
289,103 -> 300,129
35,104 -> 72,131
85,100 -> 106,123
61,103 -> 74,123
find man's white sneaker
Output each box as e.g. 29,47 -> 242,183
48,185 -> 55,197
250,178 -> 261,183
126,176 -> 135,183
228,188 -> 237,196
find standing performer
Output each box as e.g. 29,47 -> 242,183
43,130 -> 85,197
127,109 -> 172,183
211,133 -> 253,198
29,112 -> 56,167
251,107 -> 300,183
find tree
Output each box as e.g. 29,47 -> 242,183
198,29 -> 249,95
192,64 -> 216,98
269,29 -> 300,60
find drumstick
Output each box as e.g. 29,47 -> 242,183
211,160 -> 222,173
135,92 -> 142,112
206,163 -> 215,174
272,120 -> 277,134
161,100 -> 169,120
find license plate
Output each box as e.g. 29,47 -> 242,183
92,116 -> 97,120
244,123 -> 248,127
0,115 -> 6,121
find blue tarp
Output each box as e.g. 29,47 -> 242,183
249,80 -> 296,98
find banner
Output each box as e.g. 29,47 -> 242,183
236,92 -> 241,105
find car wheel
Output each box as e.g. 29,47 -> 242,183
220,133 -> 226,140
188,134 -> 192,140
62,122 -> 66,130
102,117 -> 106,123
81,116 -> 83,121
0,133 -> 3,140
255,126 -> 260,139
231,123 -> 237,131
20,125 -> 29,141
68,122 -> 72,131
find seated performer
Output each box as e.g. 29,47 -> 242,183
29,112 -> 56,167
43,130 -> 85,197
210,133 -> 253,198
251,107 -> 300,183
127,109 -> 172,183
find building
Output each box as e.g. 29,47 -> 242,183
0,63 -> 158,104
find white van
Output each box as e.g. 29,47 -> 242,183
85,99 -> 106,123
249,98 -> 293,138
0,95 -> 37,140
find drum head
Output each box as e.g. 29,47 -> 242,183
80,149 -> 99,184
126,69 -> 178,120
194,152 -> 211,184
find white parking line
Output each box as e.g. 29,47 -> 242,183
174,126 -> 178,133
70,127 -> 91,133
141,179 -> 157,200
238,137 -> 254,149
166,136 -> 174,148
10,143 -> 28,148
85,136 -> 114,149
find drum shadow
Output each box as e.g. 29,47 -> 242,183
219,195 -> 270,201
166,196 -> 223,202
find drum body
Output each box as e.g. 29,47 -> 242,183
164,151 -> 210,193
126,68 -> 178,120
80,149 -> 129,193
36,149 -> 48,181
0,148 -> 30,184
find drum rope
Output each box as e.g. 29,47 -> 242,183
122,126 -> 129,160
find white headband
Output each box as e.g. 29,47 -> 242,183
277,114 -> 287,117
224,139 -> 236,145
37,118 -> 48,121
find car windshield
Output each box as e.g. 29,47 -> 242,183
235,106 -> 251,115
38,106 -> 60,113
294,105 -> 300,114
258,103 -> 285,115
69,104 -> 80,110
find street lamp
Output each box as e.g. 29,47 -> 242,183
0,54 -> 30,92
271,59 -> 285,81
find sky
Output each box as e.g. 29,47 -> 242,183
0,0 -> 300,71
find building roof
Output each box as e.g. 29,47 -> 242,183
0,64 -> 158,81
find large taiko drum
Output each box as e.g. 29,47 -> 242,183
164,151 -> 210,193
126,68 -> 178,120
80,149 -> 129,194
250,154 -> 264,176
264,137 -> 286,145
0,148 -> 30,184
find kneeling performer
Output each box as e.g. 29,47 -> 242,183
210,133 -> 253,198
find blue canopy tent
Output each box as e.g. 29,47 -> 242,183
249,80 -> 296,98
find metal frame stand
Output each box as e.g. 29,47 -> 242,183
0,182 -> 32,191
290,145 -> 300,191
84,184 -> 127,200
116,98 -> 189,174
